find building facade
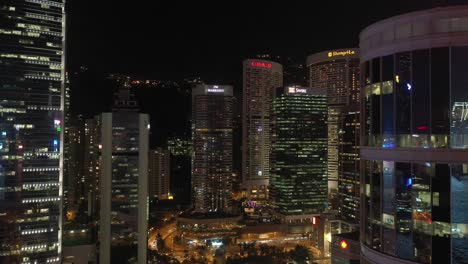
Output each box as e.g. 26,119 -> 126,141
0,1 -> 65,262
338,109 -> 360,224
99,82 -> 149,264
242,59 -> 283,202
192,85 -> 234,212
307,49 -> 360,193
63,118 -> 83,211
83,118 -> 99,220
148,148 -> 170,200
167,137 -> 192,206
270,86 -> 328,216
360,6 -> 468,264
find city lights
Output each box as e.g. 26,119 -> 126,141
340,240 -> 348,249
1,2 -> 466,264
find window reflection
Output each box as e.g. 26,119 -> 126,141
395,162 -> 413,260
412,163 -> 432,263
396,52 -> 411,148
451,47 -> 468,149
451,164 -> 468,263
382,161 -> 395,255
412,50 -> 430,148
431,48 -> 450,148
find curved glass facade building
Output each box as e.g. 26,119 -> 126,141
360,6 -> 468,264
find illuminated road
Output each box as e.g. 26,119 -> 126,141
148,222 -> 176,250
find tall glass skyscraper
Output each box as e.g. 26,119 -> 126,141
307,49 -> 360,194
270,86 -> 328,217
338,108 -> 360,224
0,1 -> 65,263
192,85 -> 234,212
360,5 -> 468,264
242,59 -> 283,202
99,81 -> 149,264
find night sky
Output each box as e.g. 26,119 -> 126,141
65,1 -> 449,146
66,1 -> 446,80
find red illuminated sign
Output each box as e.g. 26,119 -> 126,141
251,61 -> 272,68
312,216 -> 318,225
340,240 -> 348,249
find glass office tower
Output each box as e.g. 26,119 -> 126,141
338,108 -> 360,224
0,1 -> 65,263
360,5 -> 468,264
270,86 -> 328,217
192,85 -> 234,212
99,82 -> 149,264
307,49 -> 360,193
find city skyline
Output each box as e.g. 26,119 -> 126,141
2,1 -> 468,264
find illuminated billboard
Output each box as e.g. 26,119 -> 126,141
251,61 -> 272,68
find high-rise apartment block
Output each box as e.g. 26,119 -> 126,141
149,148 -> 170,200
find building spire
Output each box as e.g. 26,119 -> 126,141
112,76 -> 139,111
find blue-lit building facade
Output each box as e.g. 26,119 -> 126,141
270,86 -> 328,216
0,1 -> 65,263
360,6 -> 468,264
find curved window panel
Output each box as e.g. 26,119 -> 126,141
451,47 -> 468,149
431,48 -> 450,148
451,164 -> 468,264
395,52 -> 412,147
411,50 -> 430,148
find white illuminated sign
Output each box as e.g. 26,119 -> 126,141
296,88 -> 307,93
287,87 -> 307,94
207,88 -> 224,93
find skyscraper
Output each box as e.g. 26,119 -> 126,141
338,108 -> 360,224
98,81 -> 149,264
0,1 -> 65,263
148,148 -> 170,200
307,49 -> 360,193
192,85 -> 234,212
63,117 -> 83,212
167,137 -> 192,206
270,86 -> 328,218
83,118 -> 99,219
360,5 -> 468,263
242,59 -> 283,202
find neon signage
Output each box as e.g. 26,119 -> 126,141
207,88 -> 224,93
251,61 -> 272,68
288,87 -> 307,94
327,50 -> 356,57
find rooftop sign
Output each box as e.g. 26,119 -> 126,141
251,61 -> 272,68
328,50 -> 356,57
287,87 -> 307,94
